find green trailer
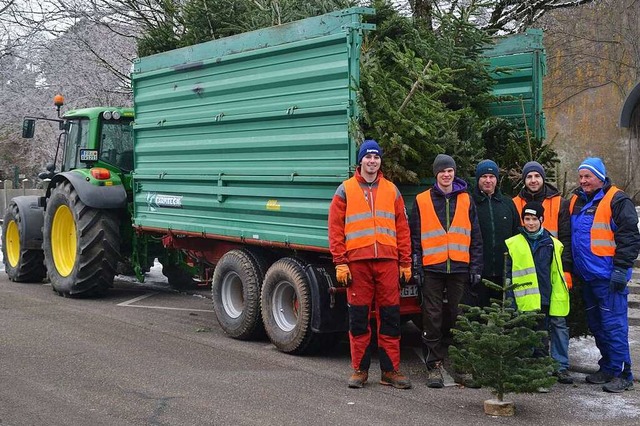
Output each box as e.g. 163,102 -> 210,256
3,7 -> 546,356
131,8 -> 382,354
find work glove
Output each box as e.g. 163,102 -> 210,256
335,264 -> 351,287
412,266 -> 424,286
563,272 -> 573,291
610,268 -> 628,293
470,273 -> 482,289
399,266 -> 412,287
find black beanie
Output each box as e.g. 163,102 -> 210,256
522,161 -> 545,181
432,154 -> 456,176
521,201 -> 545,222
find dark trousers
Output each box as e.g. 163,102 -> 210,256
421,271 -> 467,366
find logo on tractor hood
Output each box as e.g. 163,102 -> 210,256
146,193 -> 183,211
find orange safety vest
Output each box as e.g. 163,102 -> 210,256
569,186 -> 621,256
513,195 -> 562,238
343,177 -> 397,251
416,190 -> 471,265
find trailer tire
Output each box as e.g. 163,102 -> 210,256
2,203 -> 46,282
212,249 -> 264,340
43,181 -> 120,297
261,257 -> 315,354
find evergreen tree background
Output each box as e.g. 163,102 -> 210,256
449,280 -> 557,401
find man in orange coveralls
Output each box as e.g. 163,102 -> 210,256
328,139 -> 413,390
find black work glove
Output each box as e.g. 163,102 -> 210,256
610,268 -> 628,293
470,273 -> 482,289
412,254 -> 424,286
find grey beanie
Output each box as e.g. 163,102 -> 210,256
522,161 -> 545,181
433,154 -> 456,176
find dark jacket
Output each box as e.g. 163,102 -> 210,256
409,177 -> 483,275
506,229 -> 556,306
473,186 -> 520,278
515,182 -> 573,273
570,178 -> 640,281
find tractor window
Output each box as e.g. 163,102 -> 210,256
63,118 -> 90,171
99,119 -> 134,171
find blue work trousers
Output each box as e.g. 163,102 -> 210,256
582,278 -> 633,379
545,315 -> 570,371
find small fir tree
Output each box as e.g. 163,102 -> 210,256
449,279 -> 557,402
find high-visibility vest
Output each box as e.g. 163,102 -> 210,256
416,190 -> 471,265
343,177 -> 397,251
505,233 -> 569,316
569,186 -> 620,256
513,195 -> 562,238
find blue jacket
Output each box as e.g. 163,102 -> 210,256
570,179 -> 640,281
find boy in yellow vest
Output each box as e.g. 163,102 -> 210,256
505,201 -> 573,387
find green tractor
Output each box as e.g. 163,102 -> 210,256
1,95 -> 196,296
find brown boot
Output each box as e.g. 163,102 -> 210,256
380,370 -> 412,389
348,370 -> 368,388
426,362 -> 444,388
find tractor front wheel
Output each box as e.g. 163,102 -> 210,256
43,181 -> 120,297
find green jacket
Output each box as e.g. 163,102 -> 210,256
472,187 -> 520,277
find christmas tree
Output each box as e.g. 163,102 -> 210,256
449,279 -> 557,403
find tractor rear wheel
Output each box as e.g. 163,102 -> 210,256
43,181 -> 120,297
1,202 -> 46,282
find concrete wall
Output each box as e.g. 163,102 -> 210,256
0,182 -> 45,218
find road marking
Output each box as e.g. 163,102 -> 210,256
117,292 -> 213,312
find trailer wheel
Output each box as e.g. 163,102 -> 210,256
261,257 -> 315,354
43,181 -> 120,297
212,249 -> 264,340
2,202 -> 46,282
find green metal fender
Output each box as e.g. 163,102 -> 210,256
46,172 -> 127,209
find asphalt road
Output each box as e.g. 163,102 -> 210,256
1,276 -> 639,426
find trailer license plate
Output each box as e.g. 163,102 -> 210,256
401,285 -> 418,298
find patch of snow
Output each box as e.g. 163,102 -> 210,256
569,391 -> 640,420
569,336 -> 601,369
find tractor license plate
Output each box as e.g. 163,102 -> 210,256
80,149 -> 98,162
401,284 -> 418,298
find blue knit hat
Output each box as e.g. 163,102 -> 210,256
475,159 -> 499,181
357,139 -> 383,164
578,157 -> 606,182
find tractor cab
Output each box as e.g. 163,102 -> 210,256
22,95 -> 135,181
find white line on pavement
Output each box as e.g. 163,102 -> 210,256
117,291 -> 213,312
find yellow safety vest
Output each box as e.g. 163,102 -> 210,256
505,233 -> 570,316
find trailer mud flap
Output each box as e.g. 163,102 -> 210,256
305,264 -> 349,333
